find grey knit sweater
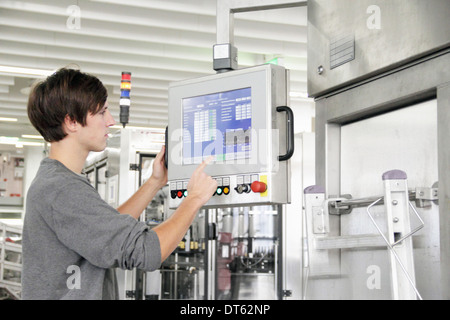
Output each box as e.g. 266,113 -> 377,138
22,158 -> 161,300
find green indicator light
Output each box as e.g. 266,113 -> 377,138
216,187 -> 223,195
184,190 -> 188,197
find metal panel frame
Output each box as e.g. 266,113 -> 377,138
216,0 -> 307,44
167,64 -> 287,179
315,51 -> 450,299
167,64 -> 291,209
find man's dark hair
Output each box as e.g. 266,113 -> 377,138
27,68 -> 108,142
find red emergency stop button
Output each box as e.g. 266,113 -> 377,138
251,181 -> 267,193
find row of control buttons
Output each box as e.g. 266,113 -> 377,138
235,181 -> 267,194
213,177 -> 230,196
170,186 -> 231,199
169,175 -> 267,200
214,186 -> 230,196
170,177 -> 232,199
171,189 -> 188,199
235,174 -> 266,194
170,181 -> 189,199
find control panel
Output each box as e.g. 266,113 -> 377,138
169,173 -> 277,208
166,64 -> 293,209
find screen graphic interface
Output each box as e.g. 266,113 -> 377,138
182,87 -> 252,164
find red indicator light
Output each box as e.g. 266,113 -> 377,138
121,72 -> 131,81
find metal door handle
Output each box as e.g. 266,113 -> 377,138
276,106 -> 294,161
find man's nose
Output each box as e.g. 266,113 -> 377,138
107,110 -> 116,127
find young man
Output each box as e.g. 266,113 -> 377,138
22,68 -> 217,299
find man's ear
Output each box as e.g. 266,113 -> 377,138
63,114 -> 80,134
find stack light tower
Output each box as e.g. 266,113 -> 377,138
120,72 -> 131,128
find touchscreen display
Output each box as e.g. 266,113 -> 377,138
182,87 -> 252,164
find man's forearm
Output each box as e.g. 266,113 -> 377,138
153,195 -> 204,262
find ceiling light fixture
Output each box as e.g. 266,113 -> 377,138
0,136 -> 19,144
0,117 -> 18,122
0,136 -> 45,147
0,65 -> 54,78
18,141 -> 45,147
21,134 -> 44,140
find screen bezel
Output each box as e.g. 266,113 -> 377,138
168,64 -> 286,180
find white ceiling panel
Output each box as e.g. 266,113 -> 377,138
0,0 -> 310,149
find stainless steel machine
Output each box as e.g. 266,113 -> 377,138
164,62 -> 294,300
160,0 -> 311,300
305,0 -> 450,300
